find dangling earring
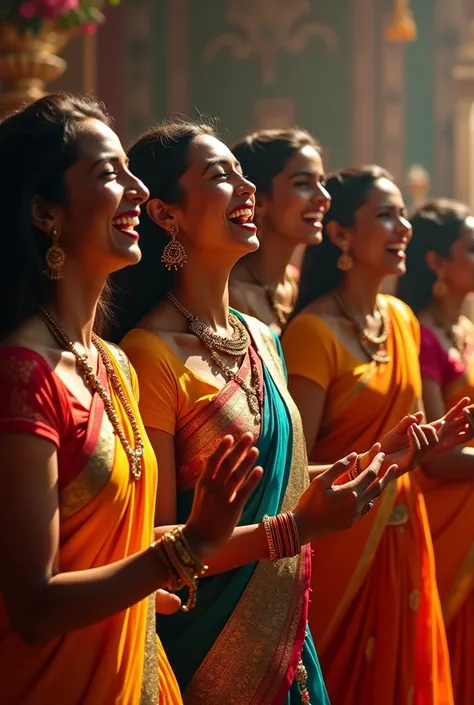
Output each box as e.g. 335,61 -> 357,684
432,275 -> 447,297
161,225 -> 187,271
45,226 -> 65,280
337,242 -> 353,272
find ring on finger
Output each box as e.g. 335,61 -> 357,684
361,500 -> 375,516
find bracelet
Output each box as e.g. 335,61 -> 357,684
349,454 -> 362,480
150,526 -> 208,612
262,512 -> 301,563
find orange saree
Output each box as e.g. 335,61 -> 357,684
0,342 -> 181,705
418,323 -> 474,705
282,296 -> 453,705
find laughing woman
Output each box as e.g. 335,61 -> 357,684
281,167 -> 471,705
398,199 -> 474,705
108,122 -> 428,705
0,94 -> 266,705
229,128 -> 330,334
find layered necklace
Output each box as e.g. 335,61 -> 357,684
431,311 -> 471,361
38,307 -> 144,480
244,265 -> 297,329
167,293 -> 261,424
332,291 -> 391,364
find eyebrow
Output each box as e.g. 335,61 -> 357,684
201,157 -> 240,176
289,170 -> 322,179
90,154 -> 127,171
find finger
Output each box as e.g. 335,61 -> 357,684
391,413 -> 424,434
419,424 -> 438,448
215,433 -> 258,484
408,424 -> 422,454
155,589 -> 182,615
445,397 -> 471,421
319,453 -> 358,485
231,466 -> 263,506
365,443 -> 382,465
224,446 -> 260,494
361,463 -> 398,504
344,452 -> 385,493
200,435 -> 235,483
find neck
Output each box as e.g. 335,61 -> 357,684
47,263 -> 106,348
245,226 -> 298,287
173,258 -> 231,331
338,267 -> 384,315
429,290 -> 466,326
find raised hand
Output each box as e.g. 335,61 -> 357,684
371,413 -> 439,477
293,450 -> 398,544
183,433 -> 263,559
430,397 -> 473,453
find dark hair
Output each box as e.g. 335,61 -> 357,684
0,92 -> 112,339
293,165 -> 394,316
108,118 -> 217,342
231,127 -> 319,195
397,199 -> 470,313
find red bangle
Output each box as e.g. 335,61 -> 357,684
262,512 -> 301,562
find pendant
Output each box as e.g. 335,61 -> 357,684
373,348 -> 391,363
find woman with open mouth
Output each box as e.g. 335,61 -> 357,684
398,198 -> 474,705
109,123 -> 455,705
281,166 -> 472,705
229,128 -> 330,336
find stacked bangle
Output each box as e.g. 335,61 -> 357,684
262,512 -> 300,563
151,526 -> 208,612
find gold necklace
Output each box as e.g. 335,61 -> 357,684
432,312 -> 470,361
244,265 -> 297,329
167,293 -> 261,424
38,307 -> 144,480
332,291 -> 391,364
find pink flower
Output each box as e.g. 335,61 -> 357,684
19,1 -> 38,18
39,0 -> 78,18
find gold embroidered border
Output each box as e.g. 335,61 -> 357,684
183,316 -> 308,704
139,594 -> 160,705
443,542 -> 474,626
59,405 -> 115,522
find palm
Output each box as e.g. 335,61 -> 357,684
379,431 -> 412,469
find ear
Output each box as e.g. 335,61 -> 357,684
425,249 -> 445,277
325,220 -> 352,250
146,198 -> 177,234
31,196 -> 61,236
254,192 -> 270,223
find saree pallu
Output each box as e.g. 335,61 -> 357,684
291,299 -> 452,705
418,344 -> 474,705
157,313 -> 329,705
0,342 -> 181,705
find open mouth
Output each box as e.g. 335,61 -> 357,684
385,243 -> 407,259
301,211 -> 324,229
227,206 -> 257,233
112,214 -> 140,239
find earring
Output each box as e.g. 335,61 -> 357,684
45,226 -> 65,280
337,242 -> 353,272
161,225 -> 187,271
432,276 -> 447,297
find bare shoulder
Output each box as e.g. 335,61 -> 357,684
0,317 -> 64,369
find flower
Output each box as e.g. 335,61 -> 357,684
18,2 -> 38,19
1,0 -> 120,33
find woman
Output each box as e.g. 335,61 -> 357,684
281,167 -> 471,705
229,128 -> 330,334
0,93 -> 266,705
111,124 -> 452,704
398,199 -> 474,705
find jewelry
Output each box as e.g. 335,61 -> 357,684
45,226 -> 66,280
295,659 -> 312,704
167,292 -> 261,423
336,242 -> 353,272
432,312 -> 471,361
361,500 -> 375,516
349,454 -> 363,480
332,291 -> 391,364
262,512 -> 300,562
432,277 -> 447,298
161,225 -> 188,271
244,265 -> 297,329
151,526 -> 208,612
38,307 -> 144,480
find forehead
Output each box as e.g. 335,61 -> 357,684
364,177 -> 403,206
280,145 -> 323,175
187,134 -> 235,166
74,118 -> 123,159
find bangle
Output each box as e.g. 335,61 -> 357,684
350,454 -> 362,480
150,526 -> 208,612
262,512 -> 301,563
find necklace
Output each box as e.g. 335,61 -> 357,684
38,307 -> 144,480
167,293 -> 261,424
432,312 -> 470,361
332,291 -> 391,364
245,265 -> 297,329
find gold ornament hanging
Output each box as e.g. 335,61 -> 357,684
385,0 -> 417,43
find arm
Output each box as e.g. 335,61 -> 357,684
419,378 -> 474,480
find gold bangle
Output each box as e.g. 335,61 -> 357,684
262,515 -> 278,562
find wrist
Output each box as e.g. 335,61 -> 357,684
181,524 -> 208,562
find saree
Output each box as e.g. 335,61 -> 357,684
121,312 -> 329,705
0,342 -> 181,705
282,296 -> 453,705
418,323 -> 474,705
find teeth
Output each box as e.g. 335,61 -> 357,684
228,207 -> 253,222
386,244 -> 406,252
112,215 -> 140,228
302,211 -> 323,221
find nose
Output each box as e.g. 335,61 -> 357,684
235,173 -> 256,197
398,215 -> 412,237
125,173 -> 150,205
315,182 -> 331,212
